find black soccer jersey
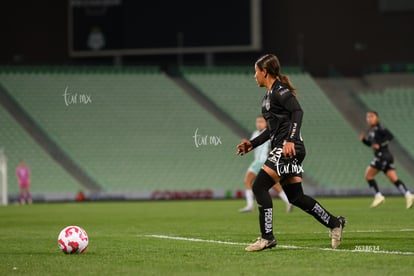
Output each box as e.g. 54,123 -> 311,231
362,124 -> 394,158
251,80 -> 304,149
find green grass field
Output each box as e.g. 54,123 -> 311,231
1,197 -> 413,275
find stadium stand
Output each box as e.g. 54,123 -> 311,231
182,68 -> 414,190
0,67 -> 250,197
1,66 -> 412,199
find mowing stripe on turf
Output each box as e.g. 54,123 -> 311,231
143,234 -> 414,256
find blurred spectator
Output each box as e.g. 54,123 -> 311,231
76,190 -> 86,202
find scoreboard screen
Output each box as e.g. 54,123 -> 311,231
68,0 -> 261,57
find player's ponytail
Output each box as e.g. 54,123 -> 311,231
255,54 -> 297,96
278,74 -> 297,96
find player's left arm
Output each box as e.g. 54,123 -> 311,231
383,128 -> 394,142
280,93 -> 303,157
378,127 -> 394,148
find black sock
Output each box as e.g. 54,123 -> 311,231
283,183 -> 339,229
252,170 -> 275,240
394,179 -> 408,194
367,179 -> 380,194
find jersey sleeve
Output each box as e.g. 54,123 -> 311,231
361,137 -> 371,146
378,127 -> 394,147
254,140 -> 270,163
277,92 -> 303,142
250,130 -> 259,140
250,128 -> 270,149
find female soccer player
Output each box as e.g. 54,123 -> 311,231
237,54 -> 345,251
239,115 -> 292,213
360,111 -> 414,209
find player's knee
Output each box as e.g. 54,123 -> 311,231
365,171 -> 375,181
282,183 -> 303,205
252,170 -> 274,195
288,194 -> 303,207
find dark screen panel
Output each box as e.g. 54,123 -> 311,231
69,0 -> 259,56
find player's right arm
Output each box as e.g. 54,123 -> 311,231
236,139 -> 253,156
250,128 -> 270,149
360,132 -> 371,147
236,128 -> 270,156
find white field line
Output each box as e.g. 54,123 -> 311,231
308,228 -> 414,234
142,234 -> 414,256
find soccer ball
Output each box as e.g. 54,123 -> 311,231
57,226 -> 89,254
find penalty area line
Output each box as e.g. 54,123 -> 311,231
141,234 -> 414,256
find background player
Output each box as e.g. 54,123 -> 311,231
240,115 -> 292,213
16,160 -> 32,205
360,111 -> 414,209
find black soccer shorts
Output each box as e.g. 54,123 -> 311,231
264,143 -> 306,178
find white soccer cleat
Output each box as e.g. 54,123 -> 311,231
330,216 -> 346,249
286,203 -> 294,213
245,237 -> 277,252
370,195 -> 385,208
239,206 -> 254,213
406,194 -> 414,209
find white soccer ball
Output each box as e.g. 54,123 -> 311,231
58,226 -> 89,254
